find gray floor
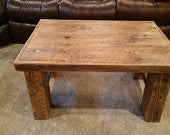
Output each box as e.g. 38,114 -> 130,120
0,44 -> 170,135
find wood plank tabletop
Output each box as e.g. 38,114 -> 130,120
14,20 -> 170,73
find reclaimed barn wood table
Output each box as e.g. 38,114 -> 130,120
14,20 -> 170,122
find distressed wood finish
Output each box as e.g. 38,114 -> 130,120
142,73 -> 170,122
14,20 -> 170,73
14,20 -> 170,121
24,71 -> 51,119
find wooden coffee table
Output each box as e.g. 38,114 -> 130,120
14,20 -> 170,122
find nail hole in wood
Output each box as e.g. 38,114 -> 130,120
65,36 -> 71,39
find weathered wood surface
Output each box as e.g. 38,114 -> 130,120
14,20 -> 170,121
142,73 -> 170,122
14,20 -> 170,72
24,71 -> 51,119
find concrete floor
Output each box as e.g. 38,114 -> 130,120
0,44 -> 170,135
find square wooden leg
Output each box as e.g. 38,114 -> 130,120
24,71 -> 51,120
141,73 -> 170,122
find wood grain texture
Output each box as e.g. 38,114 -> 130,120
24,71 -> 51,119
141,73 -> 170,122
14,20 -> 170,121
14,20 -> 170,72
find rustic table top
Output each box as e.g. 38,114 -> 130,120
14,19 -> 170,73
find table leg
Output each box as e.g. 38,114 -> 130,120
24,71 -> 51,120
132,73 -> 143,80
141,73 -> 170,122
